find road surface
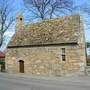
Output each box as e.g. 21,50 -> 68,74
0,73 -> 90,90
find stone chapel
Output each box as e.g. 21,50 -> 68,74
5,14 -> 86,76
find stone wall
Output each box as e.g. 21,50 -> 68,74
5,45 -> 85,76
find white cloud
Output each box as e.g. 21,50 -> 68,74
4,31 -> 15,37
0,44 -> 7,52
0,31 -> 15,51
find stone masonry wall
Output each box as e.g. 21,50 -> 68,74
5,45 -> 85,76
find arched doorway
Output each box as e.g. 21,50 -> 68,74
19,60 -> 24,73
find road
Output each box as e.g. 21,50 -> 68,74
0,73 -> 90,90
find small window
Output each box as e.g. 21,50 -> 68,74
62,48 -> 65,54
61,48 -> 66,61
62,55 -> 66,61
20,18 -> 22,21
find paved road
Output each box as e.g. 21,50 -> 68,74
0,73 -> 90,90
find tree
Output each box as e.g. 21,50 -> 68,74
86,42 -> 90,55
23,0 -> 73,20
0,0 -> 14,47
87,42 -> 90,48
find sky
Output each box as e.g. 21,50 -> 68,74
73,0 -> 90,42
0,0 -> 90,52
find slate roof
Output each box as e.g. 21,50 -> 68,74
9,14 -> 81,47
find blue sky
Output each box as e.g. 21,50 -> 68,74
0,0 -> 90,51
73,0 -> 90,42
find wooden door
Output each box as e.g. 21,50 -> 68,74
19,60 -> 24,73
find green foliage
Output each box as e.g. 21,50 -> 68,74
86,42 -> 90,48
0,61 -> 5,64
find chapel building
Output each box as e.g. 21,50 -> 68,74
5,14 -> 86,76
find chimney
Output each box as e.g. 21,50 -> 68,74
16,14 -> 24,31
